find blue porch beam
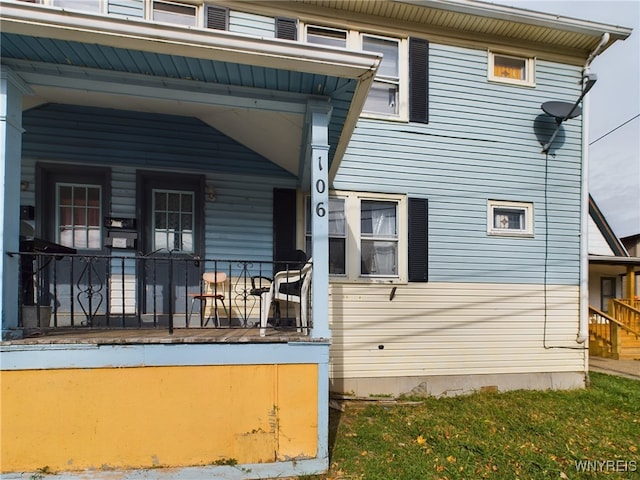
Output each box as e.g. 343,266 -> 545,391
307,100 -> 332,340
1,67 -> 31,339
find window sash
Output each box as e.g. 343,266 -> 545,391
306,26 -> 347,47
487,201 -> 533,236
306,197 -> 346,275
152,0 -> 197,26
152,189 -> 195,253
56,183 -> 102,250
360,200 -> 399,276
489,52 -> 535,86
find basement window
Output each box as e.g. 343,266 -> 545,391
488,52 -> 535,87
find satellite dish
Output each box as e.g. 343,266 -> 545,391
541,101 -> 582,124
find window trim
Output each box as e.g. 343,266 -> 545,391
300,190 -> 408,283
488,51 -> 536,87
148,0 -> 201,26
487,200 -> 534,237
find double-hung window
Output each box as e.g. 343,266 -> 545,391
305,197 -> 346,275
305,192 -> 408,282
303,24 -> 427,122
362,35 -> 402,117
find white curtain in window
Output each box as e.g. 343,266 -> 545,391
362,201 -> 397,275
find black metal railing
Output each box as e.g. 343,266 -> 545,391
10,251 -> 311,335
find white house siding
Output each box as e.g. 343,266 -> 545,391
328,282 -> 583,395
588,216 -> 615,255
330,42 -> 585,393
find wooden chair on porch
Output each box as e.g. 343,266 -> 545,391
188,272 -> 228,327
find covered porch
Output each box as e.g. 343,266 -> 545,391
588,257 -> 640,360
0,2 -> 379,477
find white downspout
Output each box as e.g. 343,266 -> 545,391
578,32 -> 609,344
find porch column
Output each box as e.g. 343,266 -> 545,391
626,265 -> 636,300
0,68 -> 30,339
308,101 -> 332,339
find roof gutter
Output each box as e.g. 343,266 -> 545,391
577,33 -> 610,345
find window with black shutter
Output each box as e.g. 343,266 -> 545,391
408,197 -> 428,282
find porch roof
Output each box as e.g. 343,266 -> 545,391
0,1 -> 380,180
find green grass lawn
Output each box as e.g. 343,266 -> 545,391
309,372 -> 639,480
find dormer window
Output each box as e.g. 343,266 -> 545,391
489,52 -> 535,87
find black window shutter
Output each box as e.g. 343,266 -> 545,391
206,5 -> 228,30
273,188 -> 297,272
408,197 -> 428,282
409,37 -> 429,124
276,17 -> 297,41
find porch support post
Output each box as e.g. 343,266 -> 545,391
307,100 -> 332,339
626,265 -> 636,300
1,68 -> 31,339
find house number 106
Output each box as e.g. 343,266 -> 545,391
315,155 -> 326,217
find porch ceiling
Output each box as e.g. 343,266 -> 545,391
0,2 -> 379,179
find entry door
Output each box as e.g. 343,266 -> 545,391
601,277 -> 616,313
137,172 -> 204,319
38,165 -> 110,326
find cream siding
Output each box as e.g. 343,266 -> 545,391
328,282 -> 583,380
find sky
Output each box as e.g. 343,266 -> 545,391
489,0 -> 640,239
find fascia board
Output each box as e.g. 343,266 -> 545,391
395,0 -> 632,41
0,2 -> 381,81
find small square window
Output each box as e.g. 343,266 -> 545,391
488,200 -> 533,236
488,52 -> 535,87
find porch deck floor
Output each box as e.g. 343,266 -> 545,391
2,327 -> 315,345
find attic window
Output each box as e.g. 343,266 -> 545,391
489,52 -> 535,87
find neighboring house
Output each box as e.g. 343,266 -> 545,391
622,233 -> 640,257
588,196 -> 640,359
0,0 -> 632,478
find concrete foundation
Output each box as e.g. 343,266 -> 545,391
331,371 -> 587,398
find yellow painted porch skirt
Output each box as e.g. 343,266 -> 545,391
1,364 -> 318,473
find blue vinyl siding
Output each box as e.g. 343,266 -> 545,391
21,104 -> 295,262
107,0 -> 144,18
334,43 -> 584,285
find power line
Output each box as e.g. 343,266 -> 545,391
589,113 -> 640,146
